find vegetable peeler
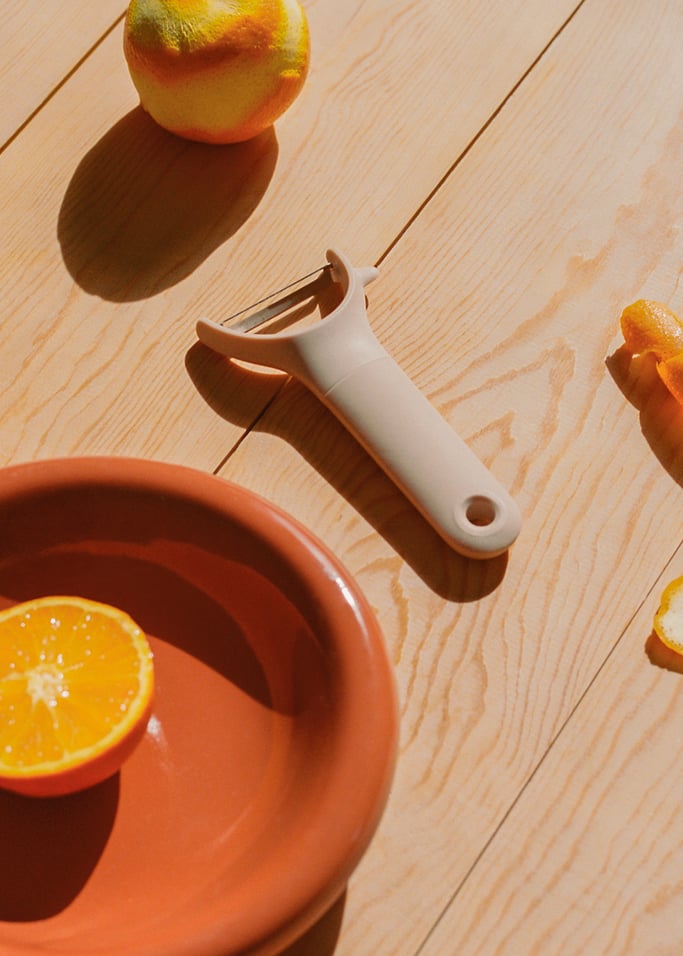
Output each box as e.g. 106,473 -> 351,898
196,248 -> 521,559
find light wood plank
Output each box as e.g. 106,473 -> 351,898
419,550 -> 683,956
1,2 -> 124,147
214,0 -> 683,952
0,0 -> 578,471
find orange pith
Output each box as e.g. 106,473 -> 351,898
0,597 -> 154,797
654,576 -> 683,654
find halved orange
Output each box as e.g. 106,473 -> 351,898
0,596 -> 154,797
653,576 -> 683,655
620,299 -> 683,361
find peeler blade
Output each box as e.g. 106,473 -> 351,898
221,264 -> 334,333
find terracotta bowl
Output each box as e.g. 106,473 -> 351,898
0,458 -> 398,955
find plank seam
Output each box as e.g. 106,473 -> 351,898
411,538 -> 682,956
0,12 -> 127,156
376,0 -> 591,271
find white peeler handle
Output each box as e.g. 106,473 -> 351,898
196,248 -> 521,558
309,347 -> 521,559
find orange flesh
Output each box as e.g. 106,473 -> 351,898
0,597 -> 154,788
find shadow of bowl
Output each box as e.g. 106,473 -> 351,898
276,891 -> 346,956
57,107 -> 278,302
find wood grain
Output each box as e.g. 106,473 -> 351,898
419,550 -> 683,956
216,1 -> 683,952
0,0 -> 578,471
4,1 -> 683,954
1,3 -> 124,147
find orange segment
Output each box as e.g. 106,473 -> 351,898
0,597 -> 154,797
653,576 -> 683,655
620,299 -> 683,361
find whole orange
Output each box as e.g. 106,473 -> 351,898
123,0 -> 310,144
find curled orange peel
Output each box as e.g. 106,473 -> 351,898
654,576 -> 683,655
620,300 -> 683,401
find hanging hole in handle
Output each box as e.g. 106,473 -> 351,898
464,495 -> 499,528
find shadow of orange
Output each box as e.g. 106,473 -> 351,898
58,107 -> 278,301
0,552 -> 273,710
0,776 -> 119,920
646,630 -> 683,674
606,344 -> 683,485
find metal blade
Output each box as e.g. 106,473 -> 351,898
221,264 -> 334,332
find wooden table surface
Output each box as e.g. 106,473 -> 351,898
3,2 -> 683,953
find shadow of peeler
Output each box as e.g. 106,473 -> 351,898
196,248 -> 521,559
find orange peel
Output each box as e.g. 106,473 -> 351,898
656,352 -> 683,405
620,299 -> 683,403
123,0 -> 310,144
654,576 -> 683,655
620,300 -> 683,361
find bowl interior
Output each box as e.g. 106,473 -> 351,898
0,459 -> 397,956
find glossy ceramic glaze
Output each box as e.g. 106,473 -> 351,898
0,458 -> 398,955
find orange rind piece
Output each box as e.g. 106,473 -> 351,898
619,299 -> 683,404
656,352 -> 683,405
0,596 -> 154,797
620,300 -> 683,361
654,576 -> 683,655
